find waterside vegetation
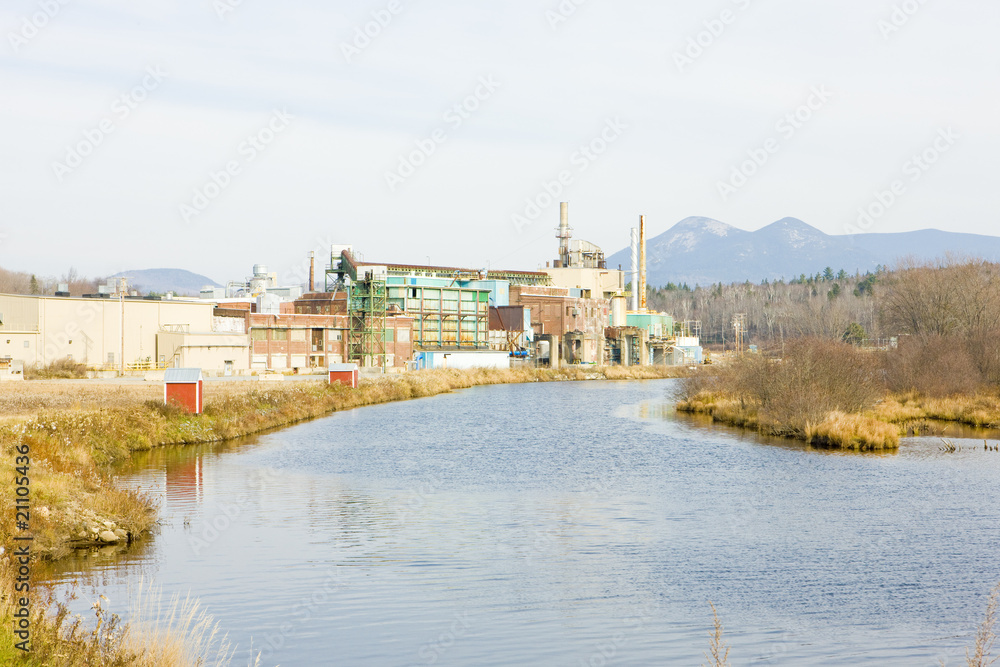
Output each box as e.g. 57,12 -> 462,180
677,259 -> 1000,451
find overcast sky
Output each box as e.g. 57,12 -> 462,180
1,0 -> 997,285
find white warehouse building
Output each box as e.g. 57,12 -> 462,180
0,294 -> 250,374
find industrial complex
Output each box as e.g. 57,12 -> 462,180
0,204 -> 702,378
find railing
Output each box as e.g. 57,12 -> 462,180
125,359 -> 173,371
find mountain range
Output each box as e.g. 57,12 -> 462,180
109,268 -> 219,296
604,217 -> 1000,287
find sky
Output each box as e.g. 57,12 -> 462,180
1,0 -> 998,286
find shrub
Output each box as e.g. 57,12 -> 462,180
25,357 -> 89,380
882,335 -> 983,397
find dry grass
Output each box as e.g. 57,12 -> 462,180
804,411 -> 900,451
702,602 -> 731,667
964,582 -> 999,667
0,559 -> 247,666
23,358 -> 89,381
677,392 -> 901,450
113,581 -> 240,667
873,392 -> 1000,430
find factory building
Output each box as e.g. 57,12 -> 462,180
0,293 -> 249,373
325,246 -> 549,369
509,283 -> 609,365
200,264 -> 304,302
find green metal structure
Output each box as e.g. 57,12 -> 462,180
348,271 -> 387,370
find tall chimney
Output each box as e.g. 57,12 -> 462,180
556,202 -> 572,268
639,215 -> 647,312
309,252 -> 315,292
630,228 -> 638,312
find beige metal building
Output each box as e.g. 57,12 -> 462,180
0,294 -> 250,373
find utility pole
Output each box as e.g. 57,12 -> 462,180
732,313 -> 746,356
119,277 -> 127,376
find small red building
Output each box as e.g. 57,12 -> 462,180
164,368 -> 204,414
328,363 -> 359,389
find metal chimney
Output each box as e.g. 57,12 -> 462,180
556,202 -> 572,268
639,215 -> 647,312
630,228 -> 638,312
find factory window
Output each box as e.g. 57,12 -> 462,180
291,329 -> 307,342
411,288 -> 418,298
272,329 -> 288,341
24,341 -> 29,348
398,328 -> 409,343
383,329 -> 394,343
251,329 -> 267,341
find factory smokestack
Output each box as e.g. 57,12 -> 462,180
309,252 -> 315,292
639,215 -> 647,312
630,228 -> 638,312
556,202 -> 572,268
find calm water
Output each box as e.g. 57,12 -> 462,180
43,380 -> 1000,665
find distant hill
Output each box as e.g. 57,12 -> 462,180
110,268 -> 220,296
605,217 -> 1000,287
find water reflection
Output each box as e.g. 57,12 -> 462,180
40,380 -> 1000,666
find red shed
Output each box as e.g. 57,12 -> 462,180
328,363 -> 359,389
164,368 -> 204,414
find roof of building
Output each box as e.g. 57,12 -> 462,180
164,368 -> 203,383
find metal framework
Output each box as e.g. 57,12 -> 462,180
348,274 -> 387,370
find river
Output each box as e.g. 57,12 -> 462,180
42,379 -> 1000,665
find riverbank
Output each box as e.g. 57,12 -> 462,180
676,390 -> 902,450
1,366 -> 683,661
677,386 -> 1000,451
676,337 -> 1000,451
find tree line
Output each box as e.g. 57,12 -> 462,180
0,265 -> 103,297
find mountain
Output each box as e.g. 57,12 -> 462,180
109,268 -> 220,296
605,218 -> 1000,287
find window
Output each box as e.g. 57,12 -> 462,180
272,329 -> 288,341
251,329 -> 267,341
290,329 -> 307,342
